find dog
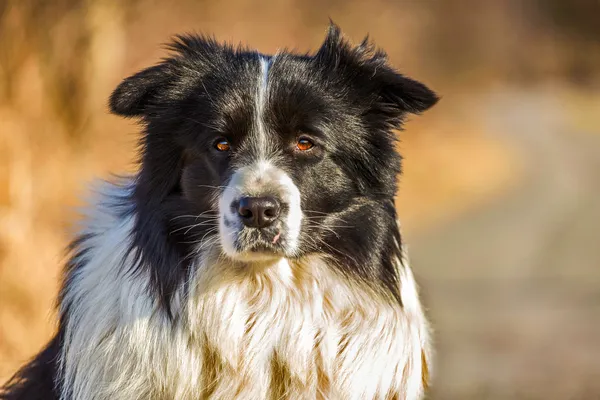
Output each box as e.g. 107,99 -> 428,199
1,23 -> 438,400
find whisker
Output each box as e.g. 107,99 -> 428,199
170,220 -> 219,235
196,185 -> 229,190
180,228 -> 220,248
184,222 -> 219,236
195,235 -> 220,255
306,223 -> 352,230
302,211 -> 349,224
303,210 -> 328,215
170,211 -> 218,221
309,235 -> 360,266
197,226 -> 220,243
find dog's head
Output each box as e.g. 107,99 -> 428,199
109,24 -> 437,304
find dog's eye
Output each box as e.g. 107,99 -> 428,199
214,139 -> 231,152
296,138 -> 314,151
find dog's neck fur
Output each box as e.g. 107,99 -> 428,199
58,183 -> 430,400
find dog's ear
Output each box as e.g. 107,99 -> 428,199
373,66 -> 439,115
110,34 -> 224,118
109,63 -> 172,118
316,23 -> 438,124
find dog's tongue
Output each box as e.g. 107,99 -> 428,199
272,231 -> 281,244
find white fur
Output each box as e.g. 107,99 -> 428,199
219,160 -> 303,259
58,182 -> 430,399
254,55 -> 273,160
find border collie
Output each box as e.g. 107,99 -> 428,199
1,24 -> 438,400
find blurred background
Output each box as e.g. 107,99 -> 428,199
1,1 -> 599,398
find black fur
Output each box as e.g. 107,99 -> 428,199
0,337 -> 60,399
1,23 -> 437,398
119,23 -> 436,310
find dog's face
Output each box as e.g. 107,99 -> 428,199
109,25 -> 437,302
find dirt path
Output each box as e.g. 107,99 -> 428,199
409,89 -> 600,399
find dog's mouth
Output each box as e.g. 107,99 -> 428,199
230,224 -> 289,259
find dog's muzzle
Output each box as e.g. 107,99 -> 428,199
218,162 -> 302,261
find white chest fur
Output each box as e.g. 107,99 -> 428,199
59,211 -> 430,400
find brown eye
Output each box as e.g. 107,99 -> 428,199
296,138 -> 314,151
214,139 -> 231,152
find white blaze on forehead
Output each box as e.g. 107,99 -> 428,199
255,55 -> 272,160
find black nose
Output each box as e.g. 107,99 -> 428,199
237,196 -> 281,228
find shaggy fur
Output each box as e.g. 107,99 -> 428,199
1,23 -> 437,400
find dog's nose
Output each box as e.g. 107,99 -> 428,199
237,196 -> 281,228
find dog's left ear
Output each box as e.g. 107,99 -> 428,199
370,62 -> 439,115
316,23 -> 438,124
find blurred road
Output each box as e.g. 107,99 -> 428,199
410,89 -> 600,399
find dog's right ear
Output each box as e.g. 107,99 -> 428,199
109,34 -> 224,118
109,63 -> 171,118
